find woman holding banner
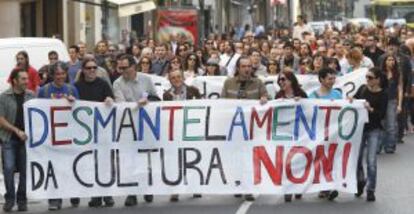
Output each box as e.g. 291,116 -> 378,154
353,67 -> 388,202
275,72 -> 307,100
275,71 -> 307,202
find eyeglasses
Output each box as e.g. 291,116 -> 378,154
172,60 -> 180,64
366,75 -> 376,80
85,66 -> 97,70
141,61 -> 150,65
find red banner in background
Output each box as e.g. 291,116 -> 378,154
157,9 -> 198,46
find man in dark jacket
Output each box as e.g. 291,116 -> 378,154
163,70 -> 201,101
163,69 -> 201,202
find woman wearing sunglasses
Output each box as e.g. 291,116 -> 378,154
137,56 -> 152,74
352,67 -> 388,202
183,53 -> 204,83
275,71 -> 307,100
274,71 -> 307,202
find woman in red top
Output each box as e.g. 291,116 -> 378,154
12,51 -> 40,92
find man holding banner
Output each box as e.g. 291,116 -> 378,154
309,67 -> 343,201
221,56 -> 268,201
37,62 -> 80,211
74,57 -> 116,207
0,68 -> 34,212
113,54 -> 159,206
164,69 -> 202,202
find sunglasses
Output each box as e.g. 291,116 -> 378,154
85,66 -> 97,70
278,77 -> 287,82
366,75 -> 376,80
188,57 -> 197,61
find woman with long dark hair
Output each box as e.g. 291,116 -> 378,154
380,54 -> 403,154
275,72 -> 307,99
353,67 -> 388,202
267,59 -> 280,75
137,56 -> 152,74
275,71 -> 306,202
308,53 -> 327,74
183,53 -> 204,81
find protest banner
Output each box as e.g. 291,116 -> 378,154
25,99 -> 368,199
150,71 -> 367,99
156,9 -> 199,45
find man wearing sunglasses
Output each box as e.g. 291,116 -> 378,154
113,54 -> 159,206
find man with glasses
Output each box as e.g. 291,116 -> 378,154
113,55 -> 159,206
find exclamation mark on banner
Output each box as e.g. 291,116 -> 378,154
342,143 -> 351,188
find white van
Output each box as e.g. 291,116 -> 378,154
0,38 -> 69,92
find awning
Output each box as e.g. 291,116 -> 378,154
107,0 -> 157,17
371,0 -> 414,5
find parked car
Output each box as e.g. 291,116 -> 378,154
0,38 -> 69,92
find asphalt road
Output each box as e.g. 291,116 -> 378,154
3,133 -> 414,214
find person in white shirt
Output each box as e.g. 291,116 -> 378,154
220,40 -> 241,77
293,15 -> 314,42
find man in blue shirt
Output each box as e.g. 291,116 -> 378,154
37,62 -> 79,211
38,62 -> 79,100
309,67 -> 342,201
309,67 -> 343,99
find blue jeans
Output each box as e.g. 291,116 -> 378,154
357,129 -> 381,192
382,100 -> 398,152
2,138 -> 27,203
